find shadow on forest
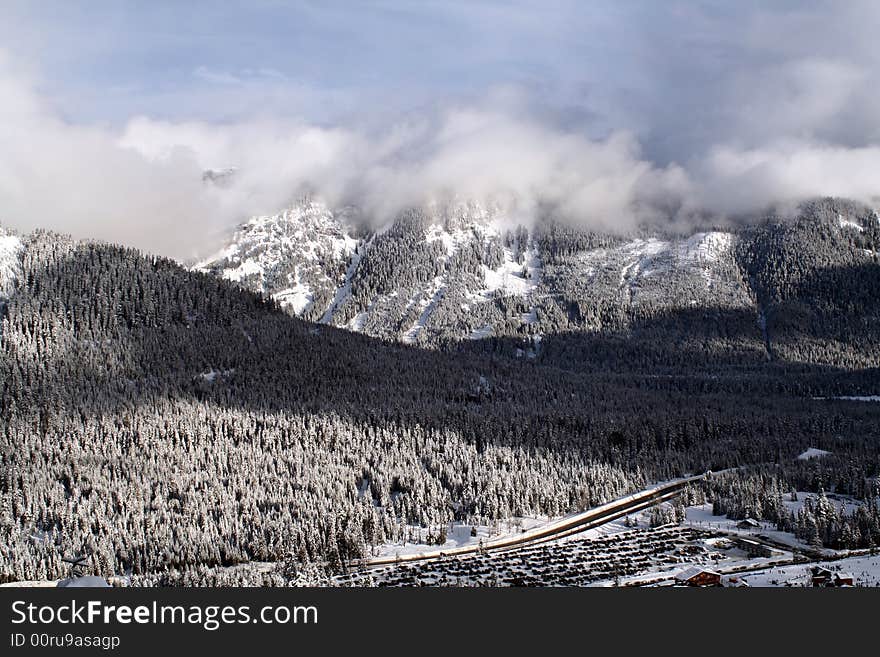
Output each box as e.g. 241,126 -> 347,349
4,247 -> 880,474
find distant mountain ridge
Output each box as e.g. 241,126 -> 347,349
194,196 -> 880,366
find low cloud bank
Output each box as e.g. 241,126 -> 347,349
2,35 -> 880,259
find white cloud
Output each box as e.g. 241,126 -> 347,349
3,48 -> 879,263
4,0 -> 880,265
119,106 -> 694,244
193,66 -> 243,86
0,54 -> 228,259
697,140 -> 880,214
0,49 -> 698,260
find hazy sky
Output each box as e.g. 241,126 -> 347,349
1,1 -> 879,257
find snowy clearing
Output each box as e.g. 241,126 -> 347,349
732,554 -> 880,587
0,234 -> 23,298
321,247 -> 364,324
198,368 -> 235,383
478,245 -> 542,299
273,268 -> 314,314
366,516 -> 556,561
838,213 -> 864,232
401,276 -> 446,343
678,231 -> 734,264
798,447 -> 831,460
814,395 -> 880,402
468,324 -> 494,340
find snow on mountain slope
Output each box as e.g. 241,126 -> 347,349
401,275 -> 446,344
838,213 -> 864,232
569,232 -> 736,291
321,241 -> 366,324
478,244 -> 542,299
195,196 -> 752,344
680,231 -> 733,264
677,231 -> 735,288
0,231 -> 23,301
0,230 -> 23,339
195,198 -> 358,320
540,229 -> 749,334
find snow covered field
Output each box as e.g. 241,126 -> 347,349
798,447 -> 831,460
0,233 -> 23,299
478,245 -> 542,299
366,516 -> 556,560
814,395 -> 880,402
682,493 -> 859,556
733,554 -> 880,587
401,276 -> 446,343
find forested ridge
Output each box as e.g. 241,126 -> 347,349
1,198 -> 879,584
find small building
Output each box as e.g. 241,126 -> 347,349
675,567 -> 722,587
783,573 -> 812,587
722,575 -> 750,588
733,536 -> 780,558
834,572 -> 854,587
811,566 -> 834,587
737,518 -> 761,530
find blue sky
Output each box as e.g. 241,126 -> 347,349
5,1 -> 874,146
0,1 -> 757,133
2,1 -> 606,122
1,1 -> 879,256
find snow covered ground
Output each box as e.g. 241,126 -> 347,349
798,447 -> 831,460
401,276 -> 446,343
367,515 -> 562,560
272,269 -> 315,315
732,554 -> 880,587
838,213 -> 865,232
684,492 -> 859,543
571,230 -> 741,310
468,324 -> 494,340
679,231 -> 734,264
813,395 -> 880,402
0,233 -> 23,299
322,245 -> 364,324
0,580 -> 59,588
195,198 -> 359,320
365,502 -> 656,562
424,222 -> 471,258
609,550 -> 880,588
198,368 -> 235,383
476,245 -> 542,300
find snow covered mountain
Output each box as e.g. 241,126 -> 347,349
195,198 -> 359,321
194,196 -> 878,350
